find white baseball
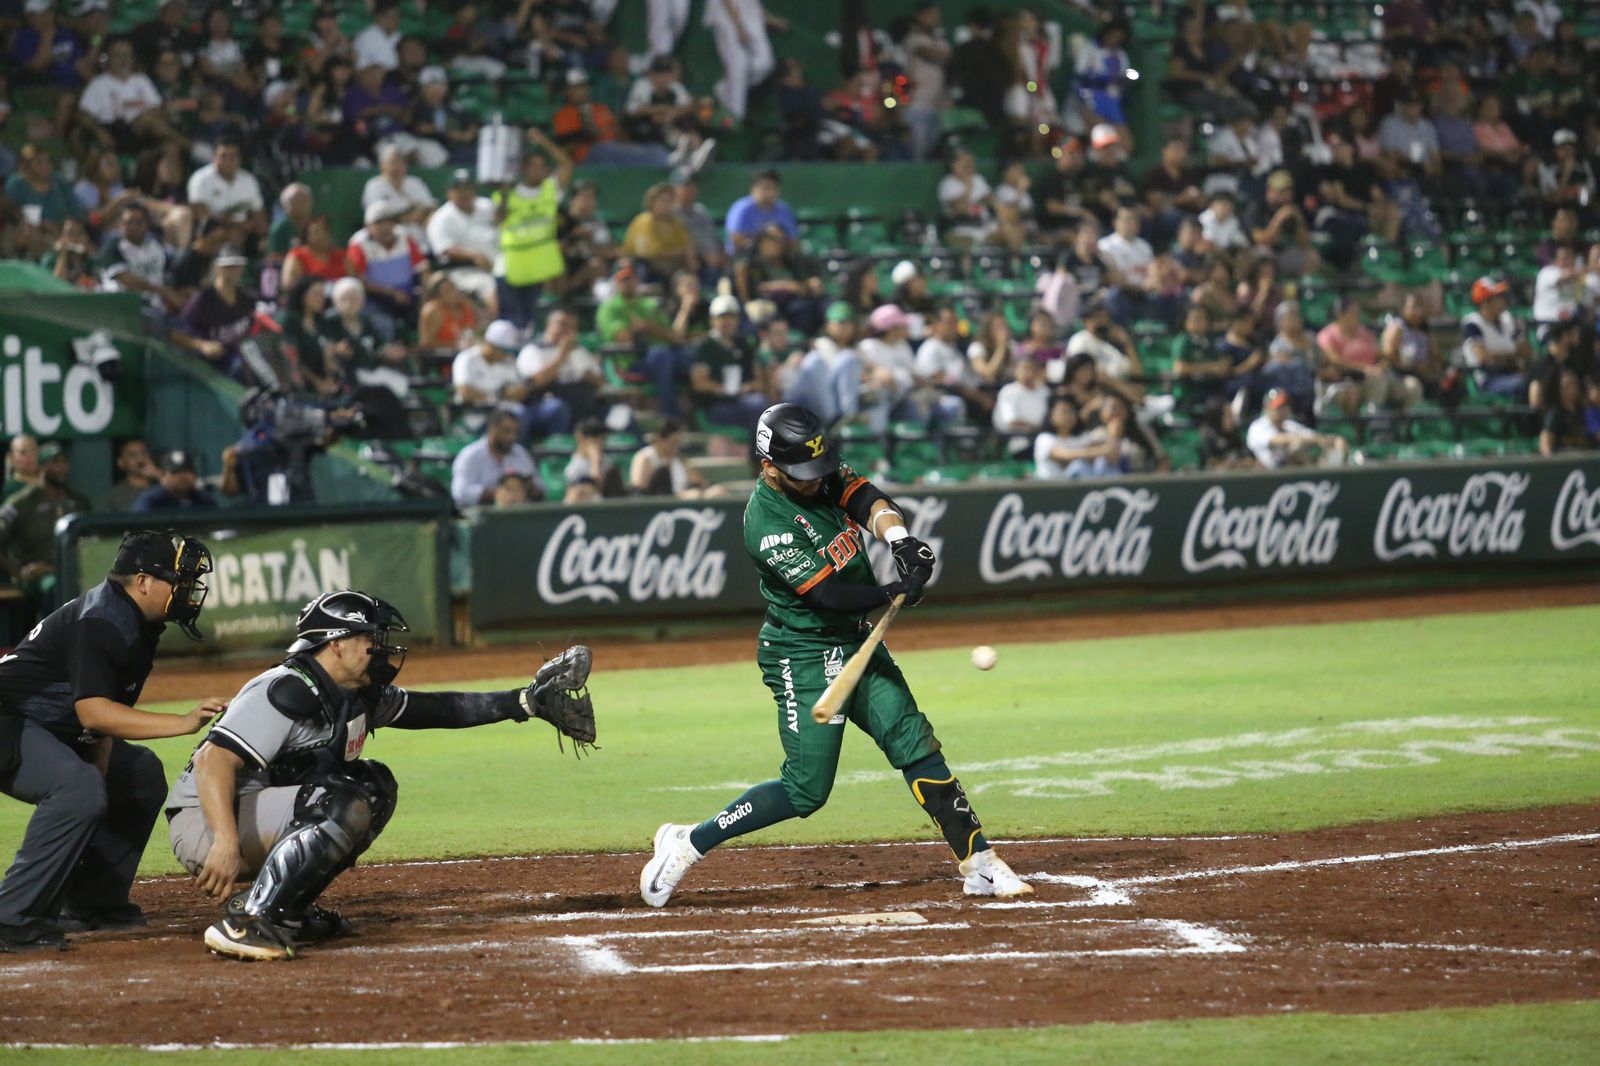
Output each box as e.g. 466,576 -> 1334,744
970,645 -> 997,671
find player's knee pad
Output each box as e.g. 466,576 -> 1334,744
909,774 -> 983,862
347,760 -> 398,840
299,780 -> 374,843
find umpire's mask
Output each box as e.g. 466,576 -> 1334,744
111,530 -> 214,642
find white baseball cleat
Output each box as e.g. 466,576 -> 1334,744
640,823 -> 703,907
959,849 -> 1034,898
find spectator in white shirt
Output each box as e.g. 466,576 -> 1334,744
563,417 -> 626,502
1532,243 -> 1583,325
992,355 -> 1051,457
1035,397 -> 1123,480
1460,277 -> 1534,398
859,303 -> 924,428
900,2 -> 951,160
452,318 -> 575,441
101,201 -> 180,314
363,144 -> 436,240
1065,302 -> 1144,385
1516,0 -> 1563,39
453,319 -> 530,406
624,56 -> 695,153
1097,206 -> 1169,325
80,37 -> 187,155
1246,388 -> 1348,469
938,148 -> 1000,248
516,306 -> 605,422
914,306 -> 990,425
450,406 -> 539,509
185,140 -> 266,239
352,1 -> 403,72
1198,193 -> 1248,260
426,169 -> 501,313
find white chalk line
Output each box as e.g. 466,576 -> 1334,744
554,918 -> 1247,976
5,1036 -> 792,1052
1339,941 -> 1600,960
980,831 -> 1600,910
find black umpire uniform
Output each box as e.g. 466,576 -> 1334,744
0,531 -> 212,949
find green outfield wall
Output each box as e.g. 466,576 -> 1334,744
465,455 -> 1600,630
55,502 -> 452,656
50,457 -> 1600,654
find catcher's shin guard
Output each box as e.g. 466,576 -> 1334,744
908,770 -> 986,862
281,762 -> 399,914
242,778 -> 376,920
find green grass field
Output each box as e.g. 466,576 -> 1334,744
2,603 -> 1597,1063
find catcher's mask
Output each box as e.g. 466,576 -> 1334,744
110,530 -> 213,642
755,402 -> 839,482
288,589 -> 409,686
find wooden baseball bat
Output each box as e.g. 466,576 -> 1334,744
810,594 -> 906,724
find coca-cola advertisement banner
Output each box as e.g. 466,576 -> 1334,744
466,457 -> 1600,627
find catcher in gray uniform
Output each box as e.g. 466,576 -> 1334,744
166,589 -> 597,961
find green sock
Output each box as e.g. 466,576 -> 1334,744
690,780 -> 797,853
903,754 -> 990,861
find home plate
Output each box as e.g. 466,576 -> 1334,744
794,911 -> 928,927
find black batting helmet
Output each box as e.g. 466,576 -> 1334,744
755,403 -> 839,480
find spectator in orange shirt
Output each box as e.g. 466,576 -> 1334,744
551,69 -> 670,167
279,215 -> 350,291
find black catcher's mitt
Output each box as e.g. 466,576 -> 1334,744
519,645 -> 597,756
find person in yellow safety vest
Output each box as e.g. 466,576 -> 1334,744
496,127 -> 574,331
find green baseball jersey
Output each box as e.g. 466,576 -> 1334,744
744,462 -> 879,633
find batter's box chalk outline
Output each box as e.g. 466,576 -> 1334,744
983,831 -> 1600,911
555,917 -> 1244,976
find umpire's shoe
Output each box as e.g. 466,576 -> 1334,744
57,903 -> 149,933
0,918 -> 67,954
205,915 -> 295,961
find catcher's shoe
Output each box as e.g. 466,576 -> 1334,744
227,894 -> 353,942
640,823 -> 702,907
205,915 -> 295,961
959,849 -> 1034,899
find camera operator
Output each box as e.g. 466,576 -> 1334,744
223,390 -> 368,506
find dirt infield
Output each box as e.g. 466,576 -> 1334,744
142,580 -> 1600,703
2,804 -> 1595,1047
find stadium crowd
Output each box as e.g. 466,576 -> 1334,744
3,0 -> 1600,602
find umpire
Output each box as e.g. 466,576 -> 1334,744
0,530 -> 222,953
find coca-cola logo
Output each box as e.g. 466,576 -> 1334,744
1182,481 -> 1340,573
980,488 -> 1156,583
536,508 -> 728,605
1552,469 -> 1600,551
865,495 -> 948,584
1373,472 -> 1527,561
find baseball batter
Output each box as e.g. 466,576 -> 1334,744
641,403 -> 1032,905
167,589 -> 597,960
